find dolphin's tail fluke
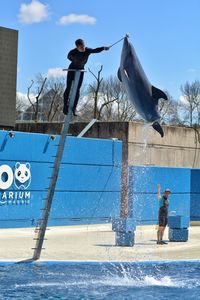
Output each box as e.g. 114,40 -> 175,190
152,121 -> 164,137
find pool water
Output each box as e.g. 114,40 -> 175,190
0,261 -> 200,299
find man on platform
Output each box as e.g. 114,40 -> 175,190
63,39 -> 110,116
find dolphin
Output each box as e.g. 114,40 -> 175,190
118,37 -> 168,137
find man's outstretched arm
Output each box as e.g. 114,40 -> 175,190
157,184 -> 161,200
88,46 -> 110,54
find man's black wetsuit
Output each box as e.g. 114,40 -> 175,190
63,47 -> 106,115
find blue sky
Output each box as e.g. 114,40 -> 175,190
1,0 -> 200,100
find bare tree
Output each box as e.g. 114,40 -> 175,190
76,94 -> 96,121
16,94 -> 28,121
99,76 -> 137,121
84,68 -> 118,120
79,74 -> 136,121
158,91 -> 180,125
38,75 -> 65,122
180,80 -> 200,126
25,74 -> 66,122
88,66 -> 103,118
27,76 -> 47,122
179,81 -> 200,159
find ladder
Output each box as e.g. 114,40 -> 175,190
32,70 -> 83,260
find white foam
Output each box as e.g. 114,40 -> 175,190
143,275 -> 176,287
15,282 -> 68,288
15,275 -> 199,290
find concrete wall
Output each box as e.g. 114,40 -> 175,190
0,27 -> 18,128
128,123 -> 200,168
15,121 -> 200,168
0,131 -> 122,228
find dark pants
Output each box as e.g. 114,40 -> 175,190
63,71 -> 84,113
158,206 -> 168,227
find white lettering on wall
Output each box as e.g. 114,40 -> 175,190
0,165 -> 14,190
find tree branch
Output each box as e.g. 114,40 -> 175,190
27,80 -> 35,112
98,97 -> 118,119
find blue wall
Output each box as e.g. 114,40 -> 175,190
1,130 -> 200,228
0,131 -> 122,228
190,169 -> 200,221
129,166 -> 191,225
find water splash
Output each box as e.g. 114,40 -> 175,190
141,123 -> 151,152
143,275 -> 175,287
6,262 -> 200,300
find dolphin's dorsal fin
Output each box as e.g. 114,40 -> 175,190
117,68 -> 122,82
152,86 -> 168,104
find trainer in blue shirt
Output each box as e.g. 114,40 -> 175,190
157,184 -> 171,245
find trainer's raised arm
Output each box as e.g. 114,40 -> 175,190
157,184 -> 161,199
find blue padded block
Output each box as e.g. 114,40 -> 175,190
169,228 -> 188,242
112,217 -> 136,232
168,216 -> 190,229
115,231 -> 135,246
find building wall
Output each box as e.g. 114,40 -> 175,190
128,123 -> 200,168
0,131 -> 122,228
0,26 -> 18,128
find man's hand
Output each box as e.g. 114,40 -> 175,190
157,184 -> 161,199
104,46 -> 110,51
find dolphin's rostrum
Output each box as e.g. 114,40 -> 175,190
118,37 -> 168,137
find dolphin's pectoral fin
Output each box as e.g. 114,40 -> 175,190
152,121 -> 164,138
117,68 -> 130,82
152,86 -> 168,104
117,68 -> 122,82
